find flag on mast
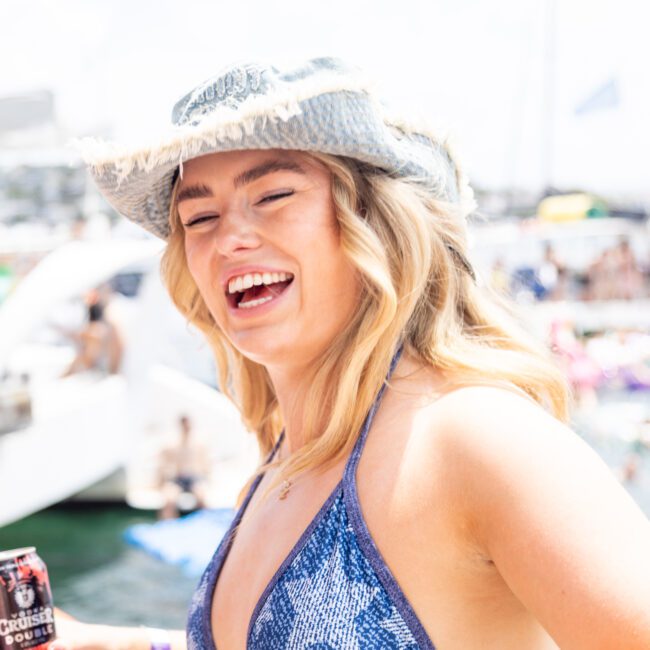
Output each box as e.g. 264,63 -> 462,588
575,78 -> 620,115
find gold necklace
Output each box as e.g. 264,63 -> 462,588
278,478 -> 293,500
276,433 -> 293,500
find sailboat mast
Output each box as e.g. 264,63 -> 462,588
542,0 -> 557,193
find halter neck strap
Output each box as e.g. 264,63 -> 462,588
343,345 -> 403,484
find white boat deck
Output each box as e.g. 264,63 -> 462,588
0,373 -> 129,527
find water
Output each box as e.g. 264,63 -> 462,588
0,505 -> 198,628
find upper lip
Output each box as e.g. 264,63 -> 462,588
220,265 -> 294,291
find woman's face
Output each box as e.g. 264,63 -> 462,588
177,150 -> 359,370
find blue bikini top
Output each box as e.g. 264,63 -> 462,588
186,350 -> 436,649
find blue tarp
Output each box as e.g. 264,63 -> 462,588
124,508 -> 235,577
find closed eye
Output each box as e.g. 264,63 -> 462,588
257,190 -> 295,205
183,214 -> 219,228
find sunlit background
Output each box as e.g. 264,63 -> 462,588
1,0 -> 649,629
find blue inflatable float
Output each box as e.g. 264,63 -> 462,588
124,508 -> 235,577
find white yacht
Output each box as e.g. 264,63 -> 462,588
0,238 -> 257,528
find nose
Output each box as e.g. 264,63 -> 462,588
213,205 -> 261,257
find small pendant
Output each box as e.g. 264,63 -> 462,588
278,479 -> 292,500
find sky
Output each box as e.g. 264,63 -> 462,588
1,0 -> 648,198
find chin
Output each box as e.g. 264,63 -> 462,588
228,330 -> 300,367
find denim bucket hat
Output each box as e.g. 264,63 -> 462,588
80,57 -> 473,240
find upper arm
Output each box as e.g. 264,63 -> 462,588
435,386 -> 650,650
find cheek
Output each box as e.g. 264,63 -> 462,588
184,239 -> 206,288
305,232 -> 359,312
184,239 -> 221,311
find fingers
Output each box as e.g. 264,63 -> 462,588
50,609 -> 76,649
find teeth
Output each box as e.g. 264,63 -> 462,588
228,271 -> 293,294
238,295 -> 274,309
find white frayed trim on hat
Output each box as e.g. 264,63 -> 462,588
74,68 -> 375,184
379,106 -> 473,207
380,106 -> 448,144
384,108 -> 476,214
437,131 -> 476,214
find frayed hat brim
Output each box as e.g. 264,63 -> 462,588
78,58 -> 474,240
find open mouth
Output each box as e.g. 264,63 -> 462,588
226,272 -> 294,310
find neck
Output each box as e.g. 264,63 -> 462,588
265,359 -> 319,453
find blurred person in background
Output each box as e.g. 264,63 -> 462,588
615,238 -> 644,300
586,248 -> 614,301
549,319 -> 602,410
49,58 -> 650,650
586,239 -> 646,302
60,289 -> 123,377
158,414 -> 210,520
538,243 -> 568,301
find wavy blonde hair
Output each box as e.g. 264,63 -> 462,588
161,152 -> 569,488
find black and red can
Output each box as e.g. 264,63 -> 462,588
0,548 -> 55,650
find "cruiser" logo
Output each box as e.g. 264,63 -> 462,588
0,607 -> 55,647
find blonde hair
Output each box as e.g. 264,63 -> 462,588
161,153 -> 569,490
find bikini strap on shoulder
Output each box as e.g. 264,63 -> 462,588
343,345 -> 403,481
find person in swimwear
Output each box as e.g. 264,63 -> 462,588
60,291 -> 123,377
158,415 -> 210,519
51,59 -> 650,649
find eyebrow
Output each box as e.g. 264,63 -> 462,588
233,159 -> 306,188
176,158 -> 307,204
176,183 -> 212,203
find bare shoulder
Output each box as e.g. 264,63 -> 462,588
423,382 -> 568,449
402,383 -> 576,491
409,383 -> 650,648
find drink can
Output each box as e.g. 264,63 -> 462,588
0,548 -> 56,650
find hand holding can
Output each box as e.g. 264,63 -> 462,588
0,547 -> 56,650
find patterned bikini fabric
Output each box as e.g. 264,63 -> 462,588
247,490 -> 419,649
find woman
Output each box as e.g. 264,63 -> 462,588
53,58 -> 650,649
